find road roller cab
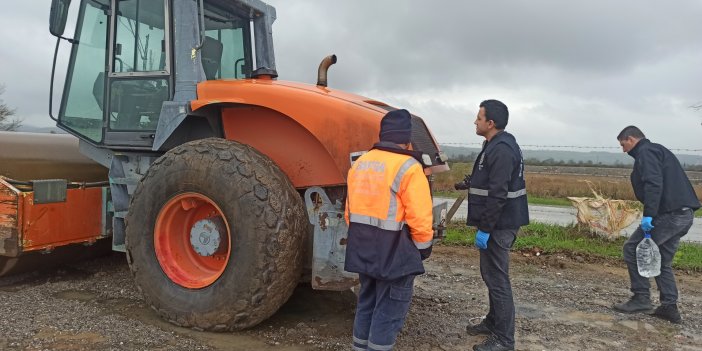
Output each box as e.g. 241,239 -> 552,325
2,0 -> 452,331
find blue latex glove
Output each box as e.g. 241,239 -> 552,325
475,230 -> 490,250
641,216 -> 654,232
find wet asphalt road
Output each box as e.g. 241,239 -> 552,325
435,197 -> 702,243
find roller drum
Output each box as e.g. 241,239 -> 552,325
0,131 -> 107,182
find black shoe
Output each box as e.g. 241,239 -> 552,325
613,295 -> 653,313
472,335 -> 514,351
653,304 -> 682,324
466,320 -> 492,336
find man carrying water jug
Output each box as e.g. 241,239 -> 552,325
614,126 -> 701,323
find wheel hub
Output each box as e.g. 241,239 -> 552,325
190,217 -> 226,256
154,192 -> 232,289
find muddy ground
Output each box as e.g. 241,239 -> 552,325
0,246 -> 700,351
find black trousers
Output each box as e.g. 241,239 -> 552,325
480,228 -> 517,348
623,209 -> 694,305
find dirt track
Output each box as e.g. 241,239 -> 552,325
1,246 -> 700,350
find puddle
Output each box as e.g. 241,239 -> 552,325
518,303 -> 613,321
94,297 -> 308,351
564,310 -> 615,323
34,327 -> 107,344
97,285 -> 356,351
517,303 -> 648,331
54,289 -> 98,302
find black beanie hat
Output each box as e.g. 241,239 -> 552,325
379,109 -> 412,144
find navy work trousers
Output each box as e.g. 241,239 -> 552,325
352,273 -> 415,351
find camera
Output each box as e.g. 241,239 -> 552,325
454,174 -> 471,190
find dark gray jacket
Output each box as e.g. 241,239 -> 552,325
628,139 -> 701,217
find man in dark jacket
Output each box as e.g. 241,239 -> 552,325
613,126 -> 701,323
465,100 -> 529,351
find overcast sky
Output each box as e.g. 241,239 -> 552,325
1,1 -> 701,153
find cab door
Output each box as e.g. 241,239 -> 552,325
58,0 -> 110,144
103,0 -> 172,148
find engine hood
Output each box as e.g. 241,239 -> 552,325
193,79 -> 448,178
193,79 -> 388,114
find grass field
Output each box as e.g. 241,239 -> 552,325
435,162 -> 702,270
442,222 -> 702,271
434,162 -> 702,217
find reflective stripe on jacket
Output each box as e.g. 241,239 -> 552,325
466,131 -> 529,232
344,146 -> 433,280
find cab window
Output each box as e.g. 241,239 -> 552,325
202,5 -> 252,80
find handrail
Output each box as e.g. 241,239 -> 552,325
48,37 -> 61,122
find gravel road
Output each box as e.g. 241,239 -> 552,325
1,246 -> 700,350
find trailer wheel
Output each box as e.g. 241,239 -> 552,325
125,138 -> 307,331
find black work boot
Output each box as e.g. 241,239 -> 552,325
472,335 -> 514,351
466,319 -> 492,336
613,295 -> 653,313
653,304 -> 682,324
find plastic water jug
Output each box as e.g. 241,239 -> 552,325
636,231 -> 661,278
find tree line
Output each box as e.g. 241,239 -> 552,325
449,152 -> 702,172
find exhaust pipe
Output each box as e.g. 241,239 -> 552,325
316,54 -> 337,87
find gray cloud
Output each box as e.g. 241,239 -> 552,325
1,1 -> 700,152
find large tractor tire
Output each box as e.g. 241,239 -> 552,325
125,138 -> 307,331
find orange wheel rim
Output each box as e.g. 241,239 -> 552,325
154,192 -> 231,289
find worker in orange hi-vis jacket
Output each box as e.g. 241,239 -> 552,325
344,109 -> 433,351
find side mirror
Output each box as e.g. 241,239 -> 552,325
49,0 -> 72,37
